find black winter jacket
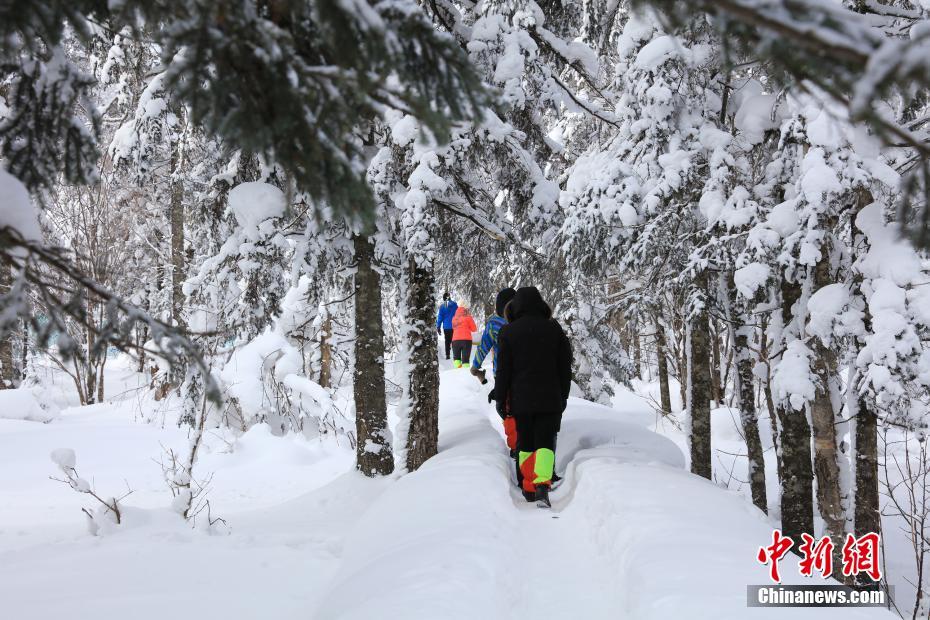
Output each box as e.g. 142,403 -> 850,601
494,287 -> 572,416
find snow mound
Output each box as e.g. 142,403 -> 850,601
220,331 -> 302,421
0,387 -> 59,423
50,447 -> 76,470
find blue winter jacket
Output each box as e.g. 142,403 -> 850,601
473,314 -> 506,376
436,300 -> 458,330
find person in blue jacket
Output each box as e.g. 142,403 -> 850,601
436,292 -> 458,360
471,288 -> 517,451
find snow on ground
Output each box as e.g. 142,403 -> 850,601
315,368 -> 890,619
0,358 -> 895,618
624,376 -> 914,615
0,357 -> 360,620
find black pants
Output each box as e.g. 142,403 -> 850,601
443,328 -> 454,358
515,412 -> 560,455
451,339 -> 472,365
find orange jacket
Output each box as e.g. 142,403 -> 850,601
451,307 -> 477,341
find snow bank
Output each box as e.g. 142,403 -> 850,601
0,387 -> 58,422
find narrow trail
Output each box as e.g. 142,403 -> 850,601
313,363 -> 894,620
506,485 -> 621,619
493,409 -> 622,619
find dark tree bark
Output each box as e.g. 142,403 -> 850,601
710,319 -> 722,406
760,313 -> 784,487
655,317 -> 673,416
169,172 -> 186,330
726,271 -> 767,513
852,189 -> 881,548
776,277 -> 815,542
353,233 -> 394,476
689,278 -> 713,480
319,312 -> 333,389
0,263 -> 16,389
810,248 -> 846,578
633,325 -> 642,380
853,391 -> 880,537
404,255 -> 440,472
675,311 -> 688,410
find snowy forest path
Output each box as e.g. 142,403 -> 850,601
313,364 -> 894,619
505,483 -> 623,619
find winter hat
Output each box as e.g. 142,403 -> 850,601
495,287 -> 516,317
443,292 -> 451,301
509,286 -> 551,320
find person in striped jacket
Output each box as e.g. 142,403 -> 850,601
470,288 -> 517,452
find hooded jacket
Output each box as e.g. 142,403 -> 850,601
494,287 -> 572,415
451,307 -> 478,342
436,299 -> 458,330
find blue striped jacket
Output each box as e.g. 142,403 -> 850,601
473,314 -> 506,376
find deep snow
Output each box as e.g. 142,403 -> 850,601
0,358 -> 894,619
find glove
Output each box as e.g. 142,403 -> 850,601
487,388 -> 496,404
496,399 -> 507,420
437,327 -> 442,334
469,366 -> 480,377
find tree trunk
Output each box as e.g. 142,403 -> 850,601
759,313 -> 784,487
97,355 -> 106,404
19,317 -> 28,382
810,250 -> 846,577
405,255 -> 440,472
710,319 -> 722,406
777,277 -> 815,542
851,188 -> 881,555
169,175 -> 186,330
84,307 -> 97,405
137,324 -> 148,374
727,272 -> 767,513
633,325 -> 642,380
689,280 -> 713,480
655,318 -> 672,416
319,312 -> 332,389
676,316 -> 688,410
853,391 -> 880,537
0,263 -> 15,389
352,233 -> 394,476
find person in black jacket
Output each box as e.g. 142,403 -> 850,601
494,286 -> 572,507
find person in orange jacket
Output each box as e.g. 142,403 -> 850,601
450,306 -> 477,368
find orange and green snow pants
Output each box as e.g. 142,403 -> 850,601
502,415 -> 518,451
515,412 -> 560,494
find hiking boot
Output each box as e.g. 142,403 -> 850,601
453,360 -> 462,368
551,472 -> 562,484
522,489 -> 535,503
534,484 -> 551,508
